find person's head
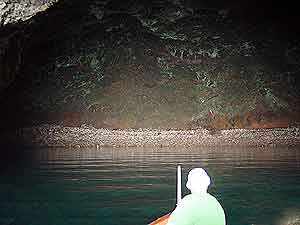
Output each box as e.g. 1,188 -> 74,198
186,168 -> 211,194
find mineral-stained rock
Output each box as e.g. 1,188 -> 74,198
0,0 -> 60,26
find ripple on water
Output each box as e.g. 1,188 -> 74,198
0,146 -> 300,225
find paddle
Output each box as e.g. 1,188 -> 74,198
177,165 -> 182,205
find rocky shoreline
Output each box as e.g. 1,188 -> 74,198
2,124 -> 300,148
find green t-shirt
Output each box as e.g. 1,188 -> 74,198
168,193 -> 226,225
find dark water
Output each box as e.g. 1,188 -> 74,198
1,147 -> 300,225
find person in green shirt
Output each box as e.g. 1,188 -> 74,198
167,168 -> 226,225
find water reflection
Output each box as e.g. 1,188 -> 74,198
1,147 -> 300,225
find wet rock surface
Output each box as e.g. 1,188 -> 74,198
0,0 -> 59,26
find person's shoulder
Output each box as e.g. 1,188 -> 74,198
206,193 -> 226,212
206,193 -> 218,200
181,194 -> 194,202
181,193 -> 207,205
205,193 -> 222,203
179,194 -> 196,206
181,193 -> 221,205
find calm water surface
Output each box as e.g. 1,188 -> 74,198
1,147 -> 300,225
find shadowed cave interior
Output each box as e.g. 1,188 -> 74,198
1,0 -> 300,130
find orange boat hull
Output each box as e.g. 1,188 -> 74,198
149,213 -> 171,225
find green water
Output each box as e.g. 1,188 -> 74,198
1,147 -> 300,225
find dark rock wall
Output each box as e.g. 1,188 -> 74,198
0,0 -> 299,93
0,0 -> 59,92
0,26 -> 23,90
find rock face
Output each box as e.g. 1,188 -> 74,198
0,0 -> 59,91
0,0 -> 299,132
0,0 -> 59,26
